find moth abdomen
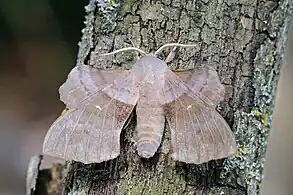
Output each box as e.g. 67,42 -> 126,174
137,130 -> 162,158
136,107 -> 165,158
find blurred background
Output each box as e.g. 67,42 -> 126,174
0,0 -> 87,194
0,0 -> 292,195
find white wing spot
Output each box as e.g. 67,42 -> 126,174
187,105 -> 192,110
96,105 -> 102,110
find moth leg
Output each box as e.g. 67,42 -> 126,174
164,46 -> 178,63
54,107 -> 69,121
127,37 -> 140,60
60,107 -> 69,115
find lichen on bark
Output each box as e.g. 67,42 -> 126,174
30,0 -> 293,194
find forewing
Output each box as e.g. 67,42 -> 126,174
164,95 -> 237,164
43,66 -> 138,164
59,65 -> 130,109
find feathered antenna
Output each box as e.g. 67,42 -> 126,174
154,43 -> 197,56
100,47 -> 147,56
99,43 -> 197,58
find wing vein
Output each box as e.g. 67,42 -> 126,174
210,111 -> 226,153
109,87 -> 120,159
63,108 -> 86,157
97,97 -> 111,160
197,105 -> 214,158
82,111 -> 95,162
166,77 -> 191,160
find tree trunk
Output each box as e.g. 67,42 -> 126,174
27,0 -> 293,194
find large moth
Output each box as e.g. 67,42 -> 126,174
42,43 -> 237,164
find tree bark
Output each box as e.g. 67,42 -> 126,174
27,0 -> 293,194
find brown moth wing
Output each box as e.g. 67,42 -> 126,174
173,66 -> 225,106
43,66 -> 138,164
59,65 -> 131,109
162,68 -> 237,164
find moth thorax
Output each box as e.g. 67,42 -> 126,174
132,56 -> 167,87
135,106 -> 165,158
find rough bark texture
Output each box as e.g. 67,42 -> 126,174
28,0 -> 293,194
27,156 -> 64,195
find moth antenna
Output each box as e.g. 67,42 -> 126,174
154,43 -> 197,56
164,46 -> 178,63
100,47 -> 147,57
127,37 -> 140,60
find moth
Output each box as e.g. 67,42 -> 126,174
42,43 -> 237,164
